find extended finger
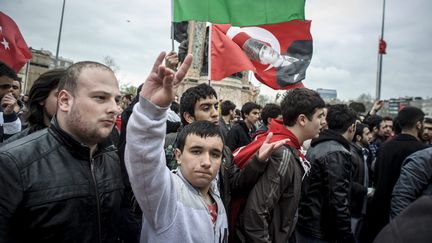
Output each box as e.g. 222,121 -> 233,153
151,52 -> 166,74
174,54 -> 192,84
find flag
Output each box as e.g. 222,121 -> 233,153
173,0 -> 305,27
0,11 -> 32,73
379,38 -> 387,54
211,20 -> 312,90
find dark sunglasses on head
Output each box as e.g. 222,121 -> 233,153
0,84 -> 20,90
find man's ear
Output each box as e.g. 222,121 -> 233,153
183,112 -> 195,124
57,90 -> 72,112
174,148 -> 182,165
297,114 -> 307,127
416,121 -> 422,130
355,134 -> 361,143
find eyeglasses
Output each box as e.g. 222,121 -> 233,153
0,84 -> 20,90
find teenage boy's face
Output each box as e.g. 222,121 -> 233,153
245,108 -> 260,125
193,96 -> 219,125
176,134 -> 224,191
304,108 -> 326,139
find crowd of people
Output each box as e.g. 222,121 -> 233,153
0,51 -> 431,243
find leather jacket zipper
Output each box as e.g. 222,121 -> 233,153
90,158 -> 102,243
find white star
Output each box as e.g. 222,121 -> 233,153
1,38 -> 9,50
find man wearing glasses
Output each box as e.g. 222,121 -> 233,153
0,61 -> 21,142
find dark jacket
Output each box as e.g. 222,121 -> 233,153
297,129 -> 355,243
374,195 -> 432,243
238,145 -> 305,243
360,134 -> 427,243
219,117 -> 232,142
0,118 -> 124,243
391,147 -> 432,219
349,143 -> 368,218
226,120 -> 256,152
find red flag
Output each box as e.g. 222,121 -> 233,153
379,38 -> 387,54
211,20 -> 312,90
210,24 -> 256,80
0,11 -> 32,73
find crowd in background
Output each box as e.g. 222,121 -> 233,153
1,52 -> 432,243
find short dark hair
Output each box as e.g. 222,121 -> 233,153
353,123 -> 367,142
394,106 -> 424,130
241,102 -> 261,119
260,103 -> 281,126
170,101 -> 180,114
0,61 -> 18,80
179,83 -> 217,125
382,116 -> 393,122
176,120 -> 223,152
24,69 -> 65,132
220,100 -> 236,116
58,61 -> 112,95
425,117 -> 432,124
280,88 -> 325,126
327,104 -> 357,133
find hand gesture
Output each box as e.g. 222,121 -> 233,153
165,51 -> 179,71
140,52 -> 192,108
257,132 -> 290,162
1,93 -> 17,115
370,100 -> 384,115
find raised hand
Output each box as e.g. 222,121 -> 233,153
257,132 -> 290,162
140,52 -> 192,108
1,93 -> 17,115
165,51 -> 179,71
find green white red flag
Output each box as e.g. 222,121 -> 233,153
173,0 -> 305,26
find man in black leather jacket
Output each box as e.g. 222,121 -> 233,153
0,61 -> 124,243
296,104 -> 357,243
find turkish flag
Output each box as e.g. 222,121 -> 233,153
211,20 -> 312,90
0,11 -> 32,73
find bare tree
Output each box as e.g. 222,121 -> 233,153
103,56 -> 120,74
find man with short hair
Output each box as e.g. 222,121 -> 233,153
0,61 -> 124,242
226,102 -> 261,151
254,103 -> 281,137
233,88 -> 326,242
0,61 -> 21,142
382,116 -> 394,139
1,69 -> 64,144
219,100 -> 236,141
349,123 -> 372,240
297,104 -> 358,243
421,117 -> 432,145
360,106 -> 427,243
125,52 -> 283,242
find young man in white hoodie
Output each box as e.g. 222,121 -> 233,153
125,52 -> 285,242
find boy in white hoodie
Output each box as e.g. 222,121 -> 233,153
125,52 -> 286,242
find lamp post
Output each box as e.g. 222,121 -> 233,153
55,0 -> 66,67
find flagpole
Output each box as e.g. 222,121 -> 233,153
375,0 -> 386,100
55,0 -> 66,67
23,60 -> 30,94
208,23 -> 212,86
170,0 -> 175,51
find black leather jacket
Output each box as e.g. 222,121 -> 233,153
297,129 -> 355,243
0,118 -> 124,243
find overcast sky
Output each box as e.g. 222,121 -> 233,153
3,0 -> 431,101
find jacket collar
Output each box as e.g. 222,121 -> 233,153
49,116 -> 116,160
